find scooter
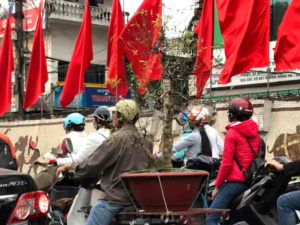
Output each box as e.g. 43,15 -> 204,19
30,138 -> 76,191
29,141 -> 61,191
30,140 -> 82,225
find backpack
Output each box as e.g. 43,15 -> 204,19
199,125 -> 212,157
0,137 -> 18,170
234,137 -> 266,186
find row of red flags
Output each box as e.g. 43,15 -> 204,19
61,0 -> 163,106
0,0 -> 300,116
193,0 -> 300,98
0,1 -> 48,116
107,0 -> 300,98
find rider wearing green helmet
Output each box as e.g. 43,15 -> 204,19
75,99 -> 152,225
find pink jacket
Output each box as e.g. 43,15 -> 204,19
215,119 -> 260,187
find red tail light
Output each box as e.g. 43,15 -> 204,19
7,191 -> 50,224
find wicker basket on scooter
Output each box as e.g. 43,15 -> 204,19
49,186 -> 79,211
50,186 -> 79,200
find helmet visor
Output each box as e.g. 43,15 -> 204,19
180,112 -> 189,121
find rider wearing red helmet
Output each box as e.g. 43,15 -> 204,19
206,98 -> 260,225
227,98 -> 253,122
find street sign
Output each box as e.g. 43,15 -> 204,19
0,0 -> 43,37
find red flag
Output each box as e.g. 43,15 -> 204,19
192,0 -> 214,98
217,0 -> 270,84
274,0 -> 300,71
107,0 -> 123,67
23,1 -> 48,109
0,16 -> 14,116
106,0 -> 128,97
60,0 -> 93,107
119,0 -> 163,94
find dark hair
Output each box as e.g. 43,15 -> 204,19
116,112 -> 139,127
66,123 -> 85,132
115,112 -> 123,128
94,116 -> 112,129
132,114 -> 140,124
228,110 -> 252,122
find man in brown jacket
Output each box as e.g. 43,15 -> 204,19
76,99 -> 152,225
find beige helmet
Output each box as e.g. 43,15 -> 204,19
108,99 -> 140,121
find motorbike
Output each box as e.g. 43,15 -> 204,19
47,170 -> 81,225
206,156 -> 293,225
48,168 -> 213,225
45,140 -> 221,225
51,183 -> 205,225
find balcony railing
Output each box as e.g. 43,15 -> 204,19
45,1 -> 112,25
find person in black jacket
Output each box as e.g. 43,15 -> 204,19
266,159 -> 300,225
0,133 -> 18,170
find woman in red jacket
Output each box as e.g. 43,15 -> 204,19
205,98 -> 260,225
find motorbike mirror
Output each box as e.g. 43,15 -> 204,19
29,141 -> 37,150
64,138 -> 73,154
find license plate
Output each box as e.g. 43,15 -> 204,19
12,221 -> 28,225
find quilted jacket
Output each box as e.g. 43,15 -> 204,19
215,119 -> 260,187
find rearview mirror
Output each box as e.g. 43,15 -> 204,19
29,141 -> 37,150
64,138 -> 73,154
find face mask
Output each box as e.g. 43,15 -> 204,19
93,123 -> 98,130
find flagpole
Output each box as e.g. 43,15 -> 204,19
77,81 -> 81,111
15,0 -> 25,119
116,82 -> 118,103
209,70 -> 212,104
209,0 -> 214,104
267,65 -> 270,98
77,87 -> 80,111
41,96 -> 43,119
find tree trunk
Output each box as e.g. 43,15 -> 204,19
160,77 -> 176,168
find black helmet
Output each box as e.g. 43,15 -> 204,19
89,106 -> 112,122
228,98 -> 253,122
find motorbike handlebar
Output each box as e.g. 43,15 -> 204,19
62,170 -> 75,178
33,161 -> 46,166
32,161 -> 55,167
264,164 -> 278,173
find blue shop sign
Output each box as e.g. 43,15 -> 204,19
85,87 -> 118,107
54,86 -> 130,108
54,86 -> 86,108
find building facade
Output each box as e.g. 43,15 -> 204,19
44,0 -> 113,109
0,0 -> 121,115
